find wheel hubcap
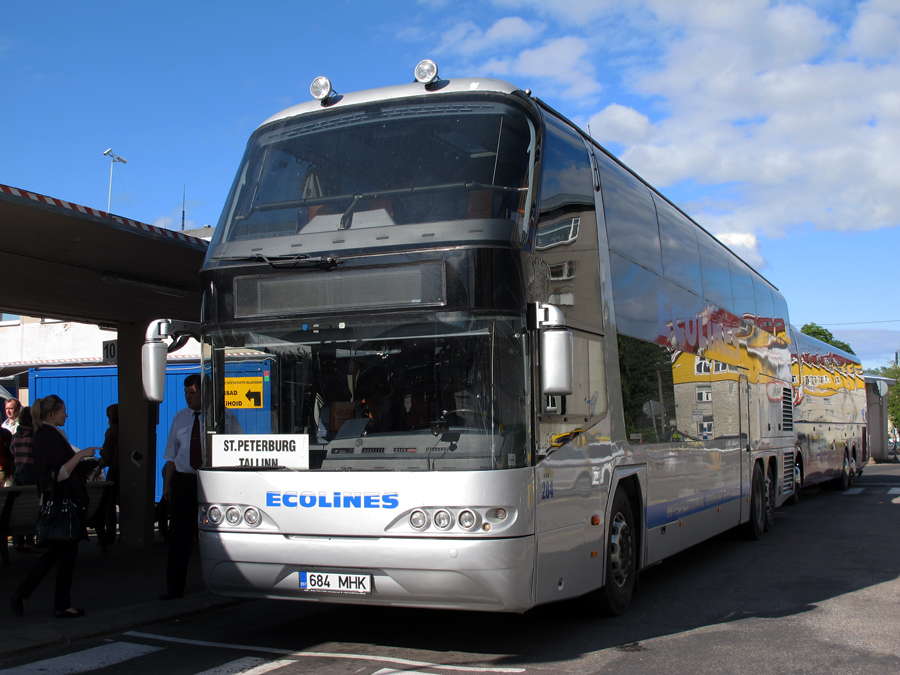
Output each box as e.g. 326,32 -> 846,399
609,512 -> 634,588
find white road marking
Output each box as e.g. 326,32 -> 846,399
842,487 -> 865,495
196,657 -> 295,674
124,631 -> 525,673
0,642 -> 162,674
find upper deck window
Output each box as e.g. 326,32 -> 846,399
208,96 -> 535,260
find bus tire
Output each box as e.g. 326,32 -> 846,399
786,457 -> 802,506
764,462 -> 776,531
588,488 -> 636,616
831,452 -> 850,491
744,462 -> 765,540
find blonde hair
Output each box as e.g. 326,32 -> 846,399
31,395 -> 65,431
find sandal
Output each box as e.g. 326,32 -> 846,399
54,607 -> 86,619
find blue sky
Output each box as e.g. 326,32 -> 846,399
2,0 -> 898,369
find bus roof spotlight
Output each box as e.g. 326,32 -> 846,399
310,76 -> 334,101
414,59 -> 439,85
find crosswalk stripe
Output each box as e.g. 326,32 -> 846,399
125,631 -> 526,673
0,642 -> 163,674
843,487 -> 865,495
888,488 -> 900,495
195,657 -> 295,674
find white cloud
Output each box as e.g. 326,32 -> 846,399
489,36 -> 602,99
587,103 -> 652,145
492,0 -> 619,23
846,0 -> 900,59
582,1 -> 900,244
435,17 -> 542,56
830,328 -> 900,370
713,232 -> 763,269
485,16 -> 541,44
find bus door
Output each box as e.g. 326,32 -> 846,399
739,374 -> 753,523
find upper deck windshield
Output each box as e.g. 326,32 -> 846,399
208,96 -> 535,260
205,313 -> 532,471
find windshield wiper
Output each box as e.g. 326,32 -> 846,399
212,253 -> 342,269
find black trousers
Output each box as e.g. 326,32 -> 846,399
17,539 -> 80,611
166,471 -> 198,596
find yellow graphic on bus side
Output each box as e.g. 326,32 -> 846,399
224,377 -> 264,409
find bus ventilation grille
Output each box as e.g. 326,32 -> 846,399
782,387 -> 794,432
782,453 -> 795,494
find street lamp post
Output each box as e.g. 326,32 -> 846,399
103,148 -> 127,213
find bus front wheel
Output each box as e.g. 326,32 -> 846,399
588,488 -> 636,616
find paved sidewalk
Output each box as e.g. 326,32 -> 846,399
0,532 -> 239,660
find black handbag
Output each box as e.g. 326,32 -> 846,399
35,476 -> 86,546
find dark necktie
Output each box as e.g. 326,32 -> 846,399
190,411 -> 202,470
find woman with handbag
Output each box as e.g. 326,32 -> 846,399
10,395 -> 100,619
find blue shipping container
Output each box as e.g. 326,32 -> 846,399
30,361 -> 272,501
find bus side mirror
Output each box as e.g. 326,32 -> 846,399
142,340 -> 168,403
142,319 -> 201,403
536,303 -> 574,396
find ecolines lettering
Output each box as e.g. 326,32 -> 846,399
266,491 -> 399,509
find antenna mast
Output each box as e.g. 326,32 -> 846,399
182,185 -> 185,231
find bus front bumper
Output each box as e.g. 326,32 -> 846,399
199,531 -> 535,613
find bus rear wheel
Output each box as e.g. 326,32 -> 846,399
764,462 -> 776,531
744,462 -> 765,540
831,452 -> 850,491
786,457 -> 802,506
587,488 -> 636,616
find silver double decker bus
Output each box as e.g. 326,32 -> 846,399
144,60 -> 814,615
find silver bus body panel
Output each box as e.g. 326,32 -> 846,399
198,468 -> 536,538
198,468 -> 539,611
200,531 -> 535,612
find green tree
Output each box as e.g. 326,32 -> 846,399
800,322 -> 855,355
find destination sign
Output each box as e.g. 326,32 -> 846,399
224,377 -> 264,409
211,434 -> 309,469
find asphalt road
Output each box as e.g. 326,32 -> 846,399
3,463 -> 900,674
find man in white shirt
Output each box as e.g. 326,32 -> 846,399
159,374 -> 240,600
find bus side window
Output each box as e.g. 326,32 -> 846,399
616,333 -> 678,444
538,332 -> 607,451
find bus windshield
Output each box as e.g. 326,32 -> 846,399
208,97 -> 535,258
205,313 -> 532,471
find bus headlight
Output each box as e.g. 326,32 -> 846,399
243,507 -> 261,527
409,510 -> 428,530
433,509 -> 452,529
458,509 -> 477,530
207,505 -> 224,525
225,506 -> 242,526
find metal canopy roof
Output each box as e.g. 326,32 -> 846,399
0,184 -> 207,327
